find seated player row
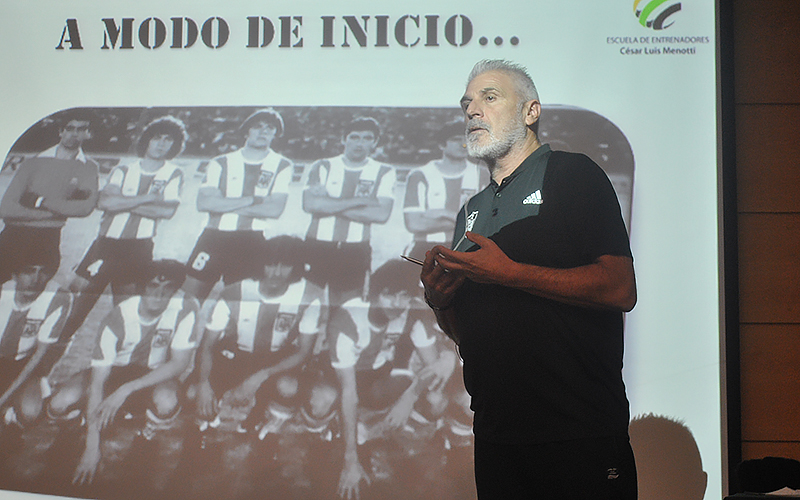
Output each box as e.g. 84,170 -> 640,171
0,239 -> 465,495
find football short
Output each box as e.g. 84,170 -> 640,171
187,228 -> 267,285
304,239 -> 371,296
74,236 -> 154,285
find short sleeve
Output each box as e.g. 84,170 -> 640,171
162,169 -> 183,202
206,300 -> 231,332
376,166 -> 395,198
170,309 -> 198,351
548,153 -> 632,262
403,170 -> 426,212
105,167 -> 126,188
201,159 -> 223,189
409,318 -> 436,348
91,325 -> 118,367
36,291 -> 71,344
331,332 -> 358,370
298,298 -> 321,336
575,160 -> 631,260
271,160 -> 294,194
305,160 -> 327,188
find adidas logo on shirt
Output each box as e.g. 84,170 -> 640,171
522,190 -> 543,205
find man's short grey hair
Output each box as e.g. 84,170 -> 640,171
467,59 -> 539,104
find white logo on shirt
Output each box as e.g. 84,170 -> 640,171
522,190 -> 543,205
465,211 -> 479,231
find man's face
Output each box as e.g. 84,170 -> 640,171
244,121 -> 278,150
442,136 -> 468,160
13,265 -> 52,296
461,70 -> 529,161
377,289 -> 412,318
259,263 -> 294,296
342,130 -> 377,163
58,120 -> 91,150
145,133 -> 175,160
141,278 -> 179,315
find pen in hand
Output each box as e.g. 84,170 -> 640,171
401,255 -> 424,266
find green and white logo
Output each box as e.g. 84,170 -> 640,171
633,0 -> 681,30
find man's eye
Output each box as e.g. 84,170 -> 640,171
486,95 -> 496,102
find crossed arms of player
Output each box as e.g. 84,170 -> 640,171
195,159 -> 290,219
302,160 -> 393,224
302,185 -> 392,224
403,208 -> 457,236
197,186 -> 288,218
98,169 -> 182,220
0,159 -> 98,221
403,172 -> 459,235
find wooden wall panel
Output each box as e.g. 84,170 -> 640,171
736,106 -> 800,213
732,0 -> 800,489
740,324 -> 800,441
738,213 -> 800,323
733,0 -> 800,103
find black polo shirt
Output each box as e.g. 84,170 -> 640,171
451,145 -> 633,444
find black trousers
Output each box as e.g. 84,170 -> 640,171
474,435 -> 638,500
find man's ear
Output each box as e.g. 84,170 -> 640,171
524,100 -> 541,127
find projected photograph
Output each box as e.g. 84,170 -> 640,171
0,105 -> 633,500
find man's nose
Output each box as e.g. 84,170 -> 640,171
466,101 -> 482,119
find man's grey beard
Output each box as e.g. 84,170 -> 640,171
465,116 -> 528,162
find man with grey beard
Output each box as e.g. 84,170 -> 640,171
419,60 -> 638,499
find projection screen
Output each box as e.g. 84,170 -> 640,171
0,1 -> 724,499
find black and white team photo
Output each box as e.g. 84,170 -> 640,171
0,105 -> 633,500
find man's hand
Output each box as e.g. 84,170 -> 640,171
434,231 -> 637,311
431,232 -> 514,285
383,394 -> 415,430
338,458 -> 370,500
417,351 -> 456,393
73,446 -> 101,485
224,375 -> 263,408
420,248 -> 467,309
196,380 -> 217,420
96,386 -> 131,429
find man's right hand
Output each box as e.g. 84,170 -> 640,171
73,447 -> 101,485
421,246 -> 466,309
196,381 -> 217,420
337,458 -> 370,500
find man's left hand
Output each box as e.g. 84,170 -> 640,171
96,387 -> 131,429
224,377 -> 261,408
384,395 -> 415,430
434,232 -> 516,285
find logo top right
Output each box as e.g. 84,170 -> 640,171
634,0 -> 682,30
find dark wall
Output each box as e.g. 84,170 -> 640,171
735,0 -> 800,462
